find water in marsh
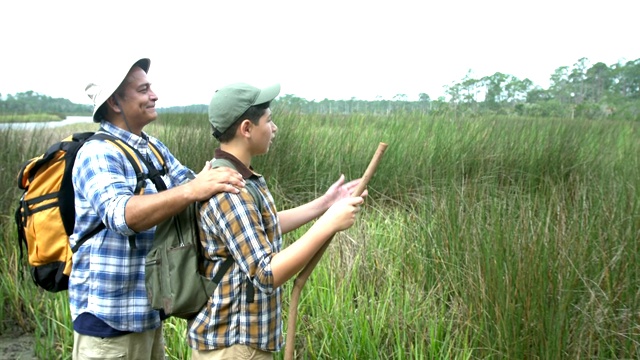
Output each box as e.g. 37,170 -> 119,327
0,116 -> 93,130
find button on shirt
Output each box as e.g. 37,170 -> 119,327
69,121 -> 193,333
188,150 -> 283,351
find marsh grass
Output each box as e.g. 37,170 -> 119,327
0,112 -> 638,359
0,113 -> 63,123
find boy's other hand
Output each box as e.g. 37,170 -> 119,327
320,196 -> 365,232
322,174 -> 368,210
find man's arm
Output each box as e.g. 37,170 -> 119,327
125,163 -> 244,232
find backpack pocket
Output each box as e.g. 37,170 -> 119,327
144,248 -> 165,312
145,240 -> 213,319
166,243 -> 213,318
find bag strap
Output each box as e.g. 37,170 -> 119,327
73,132 -> 168,251
210,158 -> 263,211
70,222 -> 106,253
212,257 -> 235,285
147,141 -> 168,175
90,132 -> 168,193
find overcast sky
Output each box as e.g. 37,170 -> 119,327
1,0 -> 638,107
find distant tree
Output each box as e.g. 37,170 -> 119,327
418,93 -> 431,102
445,82 -> 462,104
526,86 -> 551,103
277,94 -> 308,113
482,72 -> 509,109
460,70 -> 481,104
613,59 -> 640,99
417,93 -> 431,113
549,66 -> 572,104
393,94 -> 408,101
585,62 -> 613,102
569,57 -> 590,103
505,77 -> 533,103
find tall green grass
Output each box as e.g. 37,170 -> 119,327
1,112 -> 638,359
0,113 -> 63,123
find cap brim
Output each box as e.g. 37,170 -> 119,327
253,83 -> 281,105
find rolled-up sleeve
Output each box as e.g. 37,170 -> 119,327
75,141 -> 143,236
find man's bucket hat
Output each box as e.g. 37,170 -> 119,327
85,57 -> 151,122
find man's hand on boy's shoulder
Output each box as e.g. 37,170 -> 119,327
188,162 -> 246,201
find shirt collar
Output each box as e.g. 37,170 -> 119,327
99,120 -> 149,148
214,148 -> 260,179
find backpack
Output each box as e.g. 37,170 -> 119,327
15,131 -> 167,292
145,158 -> 262,319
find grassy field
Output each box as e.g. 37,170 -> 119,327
0,113 -> 64,123
0,111 -> 638,359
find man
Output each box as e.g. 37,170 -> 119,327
69,57 -> 245,359
188,82 -> 365,359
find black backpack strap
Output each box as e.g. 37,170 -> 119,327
129,148 -> 168,192
212,257 -> 235,284
14,201 -> 27,282
81,132 -> 167,250
70,222 -> 105,253
90,132 -> 167,193
147,141 -> 168,175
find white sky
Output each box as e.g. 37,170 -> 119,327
1,0 -> 638,107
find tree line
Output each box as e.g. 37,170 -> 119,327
441,57 -> 640,120
2,57 -> 639,121
0,91 -> 92,117
269,57 -> 639,121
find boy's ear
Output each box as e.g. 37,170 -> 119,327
239,119 -> 253,137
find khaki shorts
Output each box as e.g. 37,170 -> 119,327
191,345 -> 273,360
73,327 -> 165,359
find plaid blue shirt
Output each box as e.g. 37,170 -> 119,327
69,121 -> 193,333
188,150 -> 283,351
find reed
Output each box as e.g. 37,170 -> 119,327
0,112 -> 638,359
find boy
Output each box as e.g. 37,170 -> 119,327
188,82 -> 365,359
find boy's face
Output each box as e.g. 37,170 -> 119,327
250,108 -> 277,155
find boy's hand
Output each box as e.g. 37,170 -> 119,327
322,174 -> 368,210
320,196 -> 364,232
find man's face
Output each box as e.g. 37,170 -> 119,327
116,66 -> 158,127
250,108 -> 277,155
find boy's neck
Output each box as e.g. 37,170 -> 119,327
219,143 -> 251,168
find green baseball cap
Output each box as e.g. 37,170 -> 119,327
208,82 -> 281,137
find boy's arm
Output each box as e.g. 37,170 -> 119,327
278,175 -> 366,234
277,196 -> 329,234
271,196 -> 363,287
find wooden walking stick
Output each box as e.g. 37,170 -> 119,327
284,142 -> 388,360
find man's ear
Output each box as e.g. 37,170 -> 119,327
105,95 -> 121,113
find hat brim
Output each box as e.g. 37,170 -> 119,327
90,57 -> 151,121
253,83 -> 281,105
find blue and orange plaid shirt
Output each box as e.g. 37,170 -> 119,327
188,149 -> 284,351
